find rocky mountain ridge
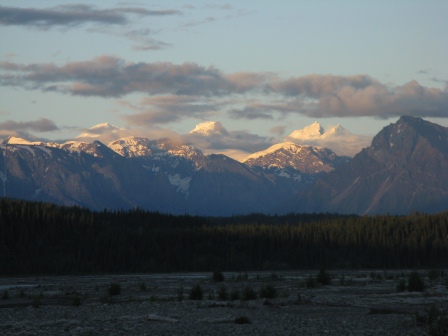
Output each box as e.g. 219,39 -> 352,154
290,116 -> 448,215
1,116 -> 447,215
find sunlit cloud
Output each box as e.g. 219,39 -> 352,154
1,57 -> 447,122
0,117 -> 58,132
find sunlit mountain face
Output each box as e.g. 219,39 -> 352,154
1,116 -> 447,216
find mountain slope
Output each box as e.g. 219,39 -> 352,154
286,122 -> 372,156
293,116 -> 448,215
244,142 -> 349,174
0,140 -> 184,212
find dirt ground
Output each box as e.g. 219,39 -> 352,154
0,270 -> 446,335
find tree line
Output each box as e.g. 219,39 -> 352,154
0,198 -> 447,275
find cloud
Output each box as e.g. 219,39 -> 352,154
1,57 -> 447,121
0,5 -> 181,28
185,128 -> 272,155
121,95 -> 222,125
0,56 -> 254,97
0,117 -> 58,132
269,126 -> 286,136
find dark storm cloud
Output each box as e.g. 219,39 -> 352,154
0,5 -> 181,28
1,56 -> 447,120
0,117 -> 58,132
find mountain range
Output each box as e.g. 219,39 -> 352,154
1,116 -> 447,215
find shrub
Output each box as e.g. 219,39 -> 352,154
416,305 -> 448,336
316,270 -> 331,286
428,270 -> 440,282
1,290 -> 9,300
396,279 -> 406,292
108,283 -> 121,296
234,316 -> 252,324
31,296 -> 41,308
306,276 -> 315,288
242,286 -> 257,301
177,285 -> 184,302
139,282 -> 147,291
230,288 -> 240,301
259,284 -> 277,299
236,273 -> 248,281
218,285 -> 228,300
72,297 -> 81,306
270,273 -> 279,280
189,284 -> 203,300
212,270 -> 225,282
408,272 -> 424,292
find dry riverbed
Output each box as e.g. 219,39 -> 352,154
0,270 -> 447,335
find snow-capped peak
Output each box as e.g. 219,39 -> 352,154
323,124 -> 348,137
288,121 -> 324,140
76,122 -> 122,139
244,142 -> 313,161
189,121 -> 228,136
2,136 -> 45,146
108,136 -> 153,158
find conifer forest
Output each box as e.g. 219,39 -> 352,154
1,198 -> 447,275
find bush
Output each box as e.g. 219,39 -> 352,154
230,288 -> 240,301
177,285 -> 184,302
306,276 -> 315,288
428,269 -> 440,283
408,272 -> 424,292
72,297 -> 81,306
31,296 -> 41,308
212,270 -> 225,282
234,316 -> 252,324
139,282 -> 147,291
316,270 -> 331,286
416,305 -> 448,336
1,290 -> 9,300
242,286 -> 257,301
396,279 -> 406,292
259,284 -> 277,299
189,284 -> 203,300
108,283 -> 121,296
218,285 -> 228,300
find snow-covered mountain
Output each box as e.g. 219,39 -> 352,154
289,116 -> 448,215
286,122 -> 372,157
188,121 -> 228,136
287,122 -> 324,140
244,142 -> 348,174
2,116 -> 445,215
244,142 -> 349,185
74,122 -> 136,143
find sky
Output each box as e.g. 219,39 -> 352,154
1,0 -> 447,160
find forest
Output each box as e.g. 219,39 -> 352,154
0,198 -> 447,275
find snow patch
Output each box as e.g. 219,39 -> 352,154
16,145 -> 36,155
36,146 -> 53,157
168,174 -> 191,197
245,142 -> 313,161
33,189 -> 42,198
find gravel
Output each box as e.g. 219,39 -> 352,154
1,271 -> 444,335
